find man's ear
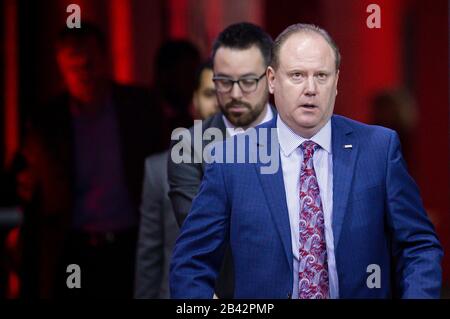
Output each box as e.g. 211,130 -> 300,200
267,66 -> 276,94
335,70 -> 339,96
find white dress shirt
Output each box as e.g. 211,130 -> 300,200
277,115 -> 339,299
223,104 -> 273,137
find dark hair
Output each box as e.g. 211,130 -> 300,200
193,59 -> 213,91
155,40 -> 201,77
211,22 -> 273,67
55,22 -> 107,53
271,23 -> 341,71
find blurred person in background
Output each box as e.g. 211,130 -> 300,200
134,60 -> 218,298
371,89 -> 418,166
17,23 -> 164,298
190,60 -> 219,120
151,40 -> 201,146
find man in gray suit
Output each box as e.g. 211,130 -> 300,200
134,61 -> 218,298
167,23 -> 276,298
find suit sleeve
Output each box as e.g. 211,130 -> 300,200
167,137 -> 204,227
385,131 -> 443,298
170,158 -> 230,299
134,159 -> 164,298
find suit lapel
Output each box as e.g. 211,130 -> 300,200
331,115 -> 358,250
250,114 -> 357,279
254,120 -> 293,273
201,113 -> 227,171
211,113 -> 227,138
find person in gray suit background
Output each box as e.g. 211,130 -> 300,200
134,61 -> 219,298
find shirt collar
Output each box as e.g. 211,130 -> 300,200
223,103 -> 273,137
277,114 -> 332,156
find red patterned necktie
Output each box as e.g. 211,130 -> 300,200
298,140 -> 329,299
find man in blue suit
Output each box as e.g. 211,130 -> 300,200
170,23 -> 443,299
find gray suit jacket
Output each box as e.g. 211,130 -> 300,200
168,113 -> 227,226
135,151 -> 179,298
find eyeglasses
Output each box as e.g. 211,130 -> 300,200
212,72 -> 266,93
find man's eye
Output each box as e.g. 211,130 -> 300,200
317,73 -> 328,80
218,80 -> 232,86
240,79 -> 256,87
291,72 -> 303,80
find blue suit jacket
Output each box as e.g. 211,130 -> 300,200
170,115 -> 443,298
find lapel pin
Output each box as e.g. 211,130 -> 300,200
344,144 -> 353,149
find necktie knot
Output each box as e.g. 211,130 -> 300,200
300,141 -> 319,160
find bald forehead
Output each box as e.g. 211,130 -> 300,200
276,31 -> 338,72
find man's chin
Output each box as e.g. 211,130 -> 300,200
293,114 -> 321,128
228,115 -> 255,128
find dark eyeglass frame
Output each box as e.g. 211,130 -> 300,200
212,72 -> 266,93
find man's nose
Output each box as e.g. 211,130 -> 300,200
230,82 -> 243,99
304,76 -> 317,96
